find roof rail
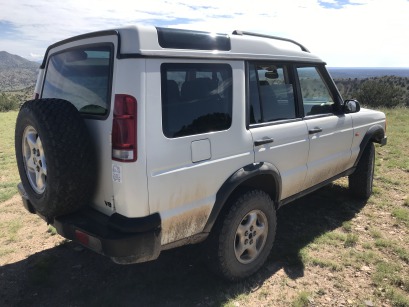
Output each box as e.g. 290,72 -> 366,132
232,30 -> 310,53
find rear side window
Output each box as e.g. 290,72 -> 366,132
42,45 -> 113,116
161,63 -> 232,138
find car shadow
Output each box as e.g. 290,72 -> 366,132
0,183 -> 367,307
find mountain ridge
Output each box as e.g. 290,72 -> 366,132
0,51 -> 39,91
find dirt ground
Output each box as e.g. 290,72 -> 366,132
1,181 -> 407,307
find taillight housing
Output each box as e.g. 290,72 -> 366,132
112,94 -> 137,162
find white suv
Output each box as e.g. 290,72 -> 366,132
15,26 -> 387,280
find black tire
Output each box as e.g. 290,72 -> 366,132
15,99 -> 97,218
209,190 -> 277,281
349,142 -> 375,200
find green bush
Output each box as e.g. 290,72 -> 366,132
353,80 -> 407,108
0,93 -> 19,112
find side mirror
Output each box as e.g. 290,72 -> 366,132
344,99 -> 361,113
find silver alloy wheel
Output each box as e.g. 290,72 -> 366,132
234,209 -> 268,264
22,126 -> 47,194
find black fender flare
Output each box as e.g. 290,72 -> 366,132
203,162 -> 281,233
353,124 -> 385,168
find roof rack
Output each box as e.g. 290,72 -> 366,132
232,30 -> 310,53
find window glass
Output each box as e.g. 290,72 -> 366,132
161,63 -> 232,138
297,67 -> 335,116
249,63 -> 296,124
42,46 -> 112,116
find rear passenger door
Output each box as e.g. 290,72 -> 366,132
248,62 -> 309,200
295,66 -> 354,189
145,60 -> 254,245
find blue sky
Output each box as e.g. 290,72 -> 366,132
0,0 -> 408,67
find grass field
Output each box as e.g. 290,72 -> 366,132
0,108 -> 408,306
0,111 -> 19,202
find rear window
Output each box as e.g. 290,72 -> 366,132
42,45 -> 113,116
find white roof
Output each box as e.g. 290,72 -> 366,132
117,25 -> 324,63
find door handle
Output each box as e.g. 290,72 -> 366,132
254,138 -> 274,146
309,127 -> 323,134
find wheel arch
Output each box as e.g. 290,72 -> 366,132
353,124 -> 384,168
202,162 -> 281,233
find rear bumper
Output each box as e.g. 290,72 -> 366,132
18,183 -> 161,264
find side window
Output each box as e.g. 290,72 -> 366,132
161,63 -> 232,138
248,63 -> 296,124
296,66 -> 335,116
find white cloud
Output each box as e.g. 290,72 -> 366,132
0,0 -> 408,66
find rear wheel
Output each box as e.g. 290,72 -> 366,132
210,190 -> 276,281
15,99 -> 97,218
349,142 -> 375,200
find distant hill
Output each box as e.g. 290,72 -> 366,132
329,67 -> 409,79
0,51 -> 39,91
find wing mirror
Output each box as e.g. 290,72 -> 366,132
343,99 -> 361,113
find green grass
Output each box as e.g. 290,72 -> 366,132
381,107 -> 409,171
308,257 -> 342,271
392,207 -> 409,226
344,233 -> 358,247
341,250 -> 380,269
341,220 -> 352,232
369,228 -> 382,239
0,247 -> 15,257
0,219 -> 22,242
373,261 -> 408,291
292,291 -> 310,307
0,111 -> 19,202
372,261 -> 409,307
314,231 -> 347,246
47,225 -> 57,236
0,106 -> 408,306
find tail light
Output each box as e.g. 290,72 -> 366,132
75,230 -> 102,252
112,94 -> 137,162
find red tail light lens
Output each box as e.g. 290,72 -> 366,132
112,94 -> 137,162
75,230 -> 102,252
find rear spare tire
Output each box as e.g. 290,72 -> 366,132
15,99 -> 97,218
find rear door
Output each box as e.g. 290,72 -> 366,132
145,59 -> 254,245
41,39 -> 118,215
248,62 -> 310,200
295,66 -> 354,189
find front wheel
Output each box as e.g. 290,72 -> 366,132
211,190 -> 277,281
349,142 -> 375,200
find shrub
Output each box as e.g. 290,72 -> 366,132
0,93 -> 19,112
354,80 -> 407,108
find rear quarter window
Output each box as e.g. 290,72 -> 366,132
161,63 -> 233,138
42,45 -> 113,117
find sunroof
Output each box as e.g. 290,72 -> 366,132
156,27 -> 231,51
